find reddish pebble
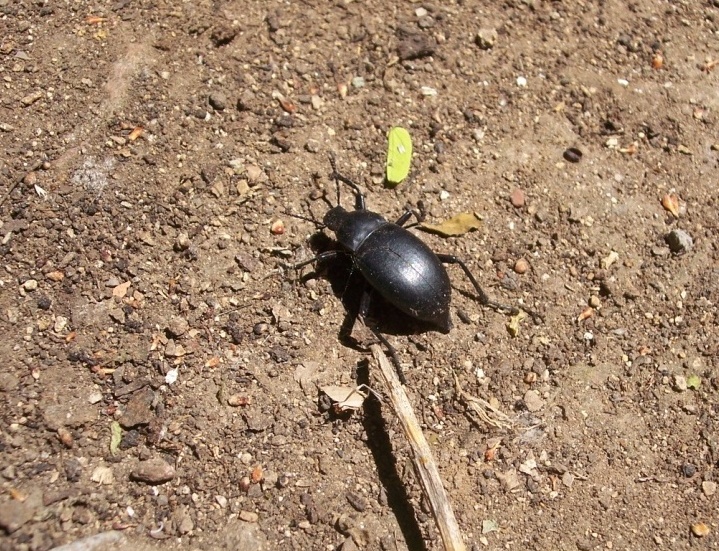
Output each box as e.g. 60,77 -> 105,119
510,188 -> 525,208
227,394 -> 250,407
270,220 -> 285,235
514,258 -> 529,274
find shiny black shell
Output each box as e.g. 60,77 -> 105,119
325,207 -> 452,332
356,224 -> 452,331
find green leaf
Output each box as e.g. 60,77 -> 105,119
686,374 -> 701,389
110,421 -> 122,456
507,311 -> 527,337
386,127 -> 412,186
482,519 -> 498,534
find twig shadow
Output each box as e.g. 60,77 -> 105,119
356,359 -> 426,551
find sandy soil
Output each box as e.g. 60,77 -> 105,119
1,0 -> 718,549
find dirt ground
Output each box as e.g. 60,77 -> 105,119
1,0 -> 718,550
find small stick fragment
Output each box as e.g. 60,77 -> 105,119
453,372 -> 512,429
370,344 -> 466,551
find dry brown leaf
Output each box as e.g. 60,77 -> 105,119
619,142 -> 638,155
8,488 -> 26,501
272,91 -> 296,113
661,193 -> 680,217
321,385 -> 369,412
128,126 -> 144,141
578,307 -> 594,322
85,16 -> 107,24
112,281 -> 131,298
702,59 -> 718,73
651,51 -> 664,70
419,212 -> 482,237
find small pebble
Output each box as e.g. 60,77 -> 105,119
177,511 -> 194,534
165,341 -> 186,357
239,510 -> 259,523
21,90 -> 44,106
510,188 -> 525,208
23,279 -> 38,291
691,522 -> 710,537
167,316 -> 190,337
673,374 -> 687,392
682,463 -> 697,477
513,258 -> 529,274
46,270 -> 64,282
228,394 -> 249,407
563,147 -> 583,163
88,392 -> 103,404
346,492 -> 367,512
245,165 -> 264,185
702,481 -> 717,497
665,229 -> 693,254
475,28 -> 498,50
22,170 -> 37,187
54,316 -> 68,333
57,427 -> 74,448
270,220 -> 285,235
131,458 -> 176,484
588,295 -> 601,308
175,233 -> 191,251
209,92 -> 227,111
523,390 -> 544,412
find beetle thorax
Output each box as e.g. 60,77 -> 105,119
324,207 -> 387,253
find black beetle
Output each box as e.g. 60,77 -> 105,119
293,158 -> 539,338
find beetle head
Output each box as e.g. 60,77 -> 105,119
323,205 -> 347,232
325,208 -> 387,252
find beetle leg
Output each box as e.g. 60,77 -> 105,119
394,210 -> 413,227
291,250 -> 343,270
394,204 -> 426,228
436,254 -> 542,323
357,289 -> 408,384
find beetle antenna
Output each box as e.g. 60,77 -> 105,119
328,152 -> 341,206
283,209 -> 326,229
327,153 -> 366,211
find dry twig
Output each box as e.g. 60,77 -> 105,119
370,344 -> 466,551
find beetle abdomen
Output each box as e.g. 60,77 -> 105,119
355,224 -> 452,332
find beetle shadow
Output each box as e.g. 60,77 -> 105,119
298,233 -> 441,352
